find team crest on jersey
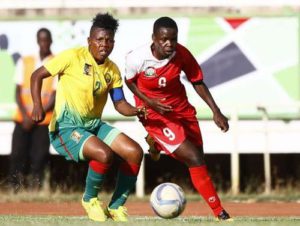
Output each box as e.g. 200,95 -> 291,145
104,73 -> 112,84
83,63 -> 92,75
144,67 -> 157,77
70,131 -> 83,144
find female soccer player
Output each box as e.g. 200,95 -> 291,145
125,16 -> 232,221
31,13 -> 146,222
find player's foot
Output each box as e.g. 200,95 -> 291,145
106,206 -> 128,222
81,197 -> 107,222
216,209 -> 233,222
145,134 -> 160,161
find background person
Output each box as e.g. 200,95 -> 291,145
31,13 -> 146,222
125,16 -> 232,221
8,28 -> 56,192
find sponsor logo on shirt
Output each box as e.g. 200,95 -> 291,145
83,63 -> 92,75
144,66 -> 157,78
104,73 -> 112,84
70,130 -> 83,144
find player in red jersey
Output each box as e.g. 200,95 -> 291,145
125,17 -> 232,221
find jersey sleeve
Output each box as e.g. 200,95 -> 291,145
178,44 -> 204,83
44,49 -> 73,77
111,63 -> 123,89
124,51 -> 139,82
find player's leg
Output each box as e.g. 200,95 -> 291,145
80,135 -> 114,222
29,125 -> 50,190
50,127 -> 113,222
173,118 -> 232,221
81,135 -> 113,200
174,142 -> 232,220
98,124 -> 143,221
145,133 -> 161,161
148,116 -> 232,221
174,141 -> 223,213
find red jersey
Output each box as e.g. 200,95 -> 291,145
125,43 -> 203,153
125,43 -> 203,119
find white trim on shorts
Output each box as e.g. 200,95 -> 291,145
155,136 -> 181,153
78,128 -> 121,161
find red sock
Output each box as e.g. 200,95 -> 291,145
119,162 -> 140,176
189,165 -> 223,216
89,160 -> 110,174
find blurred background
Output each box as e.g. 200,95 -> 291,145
0,0 -> 299,197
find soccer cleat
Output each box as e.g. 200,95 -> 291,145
106,206 -> 128,222
216,209 -> 234,222
81,197 -> 107,222
145,134 -> 160,161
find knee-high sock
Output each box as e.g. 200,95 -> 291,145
109,162 -> 140,209
83,160 -> 110,202
189,165 -> 223,216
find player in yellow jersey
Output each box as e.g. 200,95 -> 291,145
31,13 -> 146,222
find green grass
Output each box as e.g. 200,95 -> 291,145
0,216 -> 299,226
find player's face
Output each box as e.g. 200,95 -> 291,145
152,27 -> 178,60
37,31 -> 52,55
88,27 -> 115,64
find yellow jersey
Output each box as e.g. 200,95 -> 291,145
44,47 -> 122,132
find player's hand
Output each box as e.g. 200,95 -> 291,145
137,106 -> 148,119
213,111 -> 229,132
31,105 -> 46,123
147,98 -> 173,115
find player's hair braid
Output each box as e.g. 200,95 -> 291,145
153,17 -> 178,34
91,12 -> 119,34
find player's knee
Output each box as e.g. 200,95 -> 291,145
98,149 -> 114,165
135,146 -> 144,162
128,143 -> 144,163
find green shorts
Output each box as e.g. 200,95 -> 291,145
49,122 -> 120,162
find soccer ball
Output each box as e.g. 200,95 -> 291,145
150,182 -> 186,219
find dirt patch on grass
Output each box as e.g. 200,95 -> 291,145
0,201 -> 299,217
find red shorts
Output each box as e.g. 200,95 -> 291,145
141,112 -> 203,154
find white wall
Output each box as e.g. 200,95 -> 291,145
1,0 -> 300,9
1,119 -> 300,155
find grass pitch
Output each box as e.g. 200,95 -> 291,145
0,216 -> 299,226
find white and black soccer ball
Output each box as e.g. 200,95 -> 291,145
150,182 -> 186,219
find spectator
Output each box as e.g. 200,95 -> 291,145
8,28 -> 56,192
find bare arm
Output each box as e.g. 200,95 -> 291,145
30,66 -> 52,123
113,99 -> 138,116
125,79 -> 172,114
193,81 -> 229,132
43,91 -> 56,113
113,99 -> 146,118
